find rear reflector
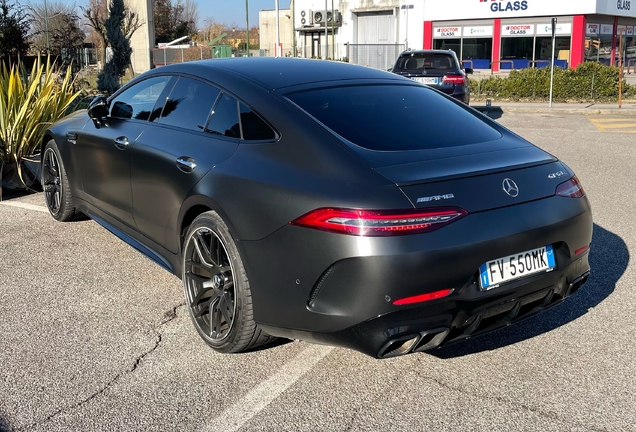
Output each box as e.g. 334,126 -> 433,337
291,207 -> 468,236
393,288 -> 453,306
575,244 -> 590,256
442,75 -> 465,85
556,176 -> 585,198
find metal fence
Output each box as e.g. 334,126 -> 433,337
152,47 -> 260,66
346,44 -> 405,71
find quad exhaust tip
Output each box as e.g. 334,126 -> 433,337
378,328 -> 450,359
567,271 -> 591,297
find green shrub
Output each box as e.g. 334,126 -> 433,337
471,62 -> 634,102
0,57 -> 81,166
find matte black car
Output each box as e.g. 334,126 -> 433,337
392,49 -> 472,104
42,58 -> 592,358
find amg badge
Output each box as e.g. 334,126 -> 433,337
417,194 -> 455,203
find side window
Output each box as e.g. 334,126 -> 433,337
239,103 -> 277,141
206,93 -> 240,138
110,76 -> 171,121
157,77 -> 220,132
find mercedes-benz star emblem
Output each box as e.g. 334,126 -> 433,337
502,178 -> 519,197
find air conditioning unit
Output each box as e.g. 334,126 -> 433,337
313,10 -> 326,25
312,10 -> 342,26
300,10 -> 311,26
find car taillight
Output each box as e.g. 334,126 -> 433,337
556,176 -> 585,198
290,207 -> 468,236
442,75 -> 465,85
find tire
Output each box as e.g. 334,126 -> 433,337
182,211 -> 275,353
41,140 -> 84,222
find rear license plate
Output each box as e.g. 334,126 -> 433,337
479,245 -> 556,290
413,77 -> 438,85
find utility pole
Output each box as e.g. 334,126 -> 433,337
619,27 -> 624,108
324,0 -> 328,59
291,0 -> 297,57
549,18 -> 557,108
275,0 -> 280,57
245,0 -> 249,57
44,0 -> 50,52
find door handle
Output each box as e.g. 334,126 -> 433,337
114,136 -> 129,150
176,157 -> 197,173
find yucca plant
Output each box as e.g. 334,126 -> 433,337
0,56 -> 81,186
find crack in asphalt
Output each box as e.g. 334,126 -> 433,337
412,364 -> 607,432
16,303 -> 186,432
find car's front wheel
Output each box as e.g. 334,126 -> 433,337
182,211 -> 275,353
42,139 -> 83,221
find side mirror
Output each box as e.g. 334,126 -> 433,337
88,96 -> 109,121
464,67 -> 474,75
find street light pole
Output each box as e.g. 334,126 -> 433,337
291,0 -> 296,57
245,0 -> 249,57
324,0 -> 328,59
44,0 -> 50,52
275,0 -> 280,57
331,0 -> 335,60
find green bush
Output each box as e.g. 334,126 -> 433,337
471,62 -> 635,102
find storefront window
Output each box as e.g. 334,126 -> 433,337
585,23 -> 614,65
501,37 -> 533,68
462,38 -> 492,69
616,27 -> 635,65
624,36 -> 636,62
534,37 -> 571,68
433,38 -> 461,57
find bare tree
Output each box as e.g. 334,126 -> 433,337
182,0 -> 198,34
30,1 -> 85,57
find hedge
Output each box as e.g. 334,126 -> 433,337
470,62 -> 636,102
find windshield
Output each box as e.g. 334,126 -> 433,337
286,84 -> 502,151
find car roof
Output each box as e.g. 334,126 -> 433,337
151,57 -> 404,91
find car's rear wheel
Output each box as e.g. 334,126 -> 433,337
182,211 -> 275,353
42,140 -> 83,222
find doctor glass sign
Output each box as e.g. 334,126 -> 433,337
480,0 -> 529,13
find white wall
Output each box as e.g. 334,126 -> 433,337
293,0 -> 424,58
259,9 -> 295,56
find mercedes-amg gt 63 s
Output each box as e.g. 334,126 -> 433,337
43,58 -> 592,358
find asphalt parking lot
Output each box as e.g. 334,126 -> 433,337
1,112 -> 634,432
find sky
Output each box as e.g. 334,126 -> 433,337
200,1 -> 291,28
69,0 -> 292,29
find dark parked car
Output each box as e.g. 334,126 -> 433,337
42,58 -> 591,358
392,49 -> 472,104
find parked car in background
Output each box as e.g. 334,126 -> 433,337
392,49 -> 473,104
42,58 -> 591,358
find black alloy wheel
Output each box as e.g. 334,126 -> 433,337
184,226 -> 237,341
182,211 -> 275,353
41,140 -> 82,222
42,147 -> 62,217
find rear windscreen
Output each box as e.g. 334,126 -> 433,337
394,53 -> 457,73
286,84 -> 502,151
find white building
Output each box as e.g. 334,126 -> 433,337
288,0 -> 424,69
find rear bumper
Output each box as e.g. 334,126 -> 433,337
240,195 -> 592,356
261,260 -> 590,358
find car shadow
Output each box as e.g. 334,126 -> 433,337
0,412 -> 12,432
473,105 -> 504,120
431,223 -> 627,359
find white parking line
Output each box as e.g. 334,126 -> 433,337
0,201 -> 49,213
203,344 -> 333,432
